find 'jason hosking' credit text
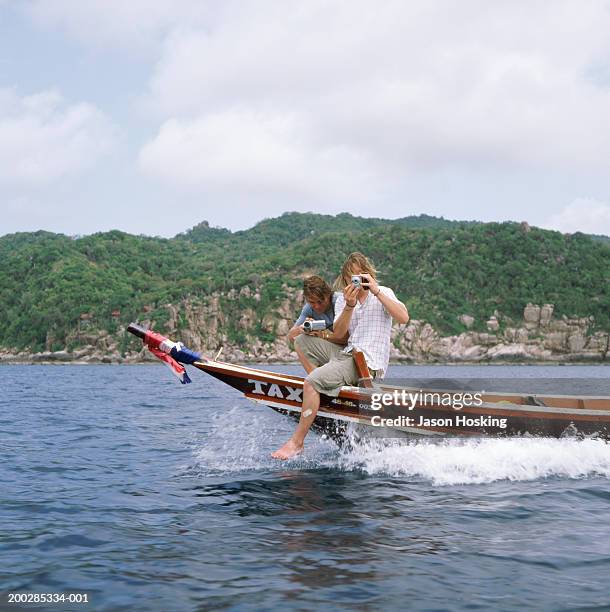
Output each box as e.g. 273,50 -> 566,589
369,389 -> 508,429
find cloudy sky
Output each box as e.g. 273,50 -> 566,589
2,0 -> 610,237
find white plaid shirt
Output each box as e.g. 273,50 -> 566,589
334,286 -> 397,376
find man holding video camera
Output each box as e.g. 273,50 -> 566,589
287,275 -> 347,373
272,252 -> 409,460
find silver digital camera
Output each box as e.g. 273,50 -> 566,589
351,274 -> 368,289
303,320 -> 327,332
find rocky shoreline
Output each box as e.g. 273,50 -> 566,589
1,302 -> 607,366
2,357 -> 607,366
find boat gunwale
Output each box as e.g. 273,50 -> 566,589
195,360 -> 610,414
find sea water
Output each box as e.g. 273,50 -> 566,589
1,364 -> 610,611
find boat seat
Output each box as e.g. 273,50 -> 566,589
352,349 -> 375,388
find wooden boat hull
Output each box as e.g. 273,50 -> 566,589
194,359 -> 610,441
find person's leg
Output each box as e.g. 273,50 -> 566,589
271,379 -> 320,459
294,342 -> 316,374
271,355 -> 356,459
293,334 -> 341,374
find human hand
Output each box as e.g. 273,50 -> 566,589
361,274 -> 379,295
343,283 -> 359,307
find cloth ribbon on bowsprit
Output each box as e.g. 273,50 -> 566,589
144,330 -> 201,384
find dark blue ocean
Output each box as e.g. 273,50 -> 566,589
2,364 -> 610,611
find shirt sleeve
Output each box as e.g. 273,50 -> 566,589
334,292 -> 346,323
379,287 -> 397,315
294,304 -> 311,327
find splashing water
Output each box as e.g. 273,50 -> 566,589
337,436 -> 610,485
190,406 -> 610,485
190,405 -> 338,473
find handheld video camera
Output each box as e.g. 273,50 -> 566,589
303,320 -> 327,332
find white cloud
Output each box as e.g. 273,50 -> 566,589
23,2 -> 610,173
138,109 -> 379,201
24,0 -> 223,56
545,198 -> 610,235
18,1 -> 610,229
131,1 -> 610,205
0,87 -> 117,183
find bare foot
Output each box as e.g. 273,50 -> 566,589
271,438 -> 304,460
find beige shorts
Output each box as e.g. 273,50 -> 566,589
294,334 -> 358,397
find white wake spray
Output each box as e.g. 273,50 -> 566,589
337,436 -> 610,485
190,406 -> 610,485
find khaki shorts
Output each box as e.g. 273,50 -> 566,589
294,334 -> 358,397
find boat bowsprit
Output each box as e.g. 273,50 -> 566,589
127,323 -> 610,442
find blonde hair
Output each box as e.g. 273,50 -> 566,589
333,252 -> 378,290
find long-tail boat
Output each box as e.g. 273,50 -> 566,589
127,323 -> 610,442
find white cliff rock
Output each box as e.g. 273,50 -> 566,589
3,293 -> 607,364
486,316 -> 499,332
540,304 -> 554,326
567,333 -> 587,352
523,303 -> 541,328
458,314 -> 475,328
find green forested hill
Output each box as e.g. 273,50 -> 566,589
0,213 -> 608,352
180,212 -> 474,246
